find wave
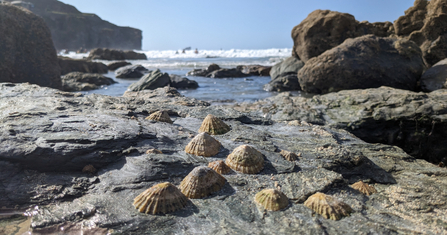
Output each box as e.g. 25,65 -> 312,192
137,48 -> 292,59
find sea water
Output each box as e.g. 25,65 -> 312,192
62,48 -> 301,103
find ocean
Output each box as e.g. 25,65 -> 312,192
62,48 -> 301,103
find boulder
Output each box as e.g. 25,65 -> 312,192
87,48 -> 147,60
394,0 -> 428,36
298,35 -> 425,94
169,74 -> 199,89
58,56 -> 108,75
420,58 -> 447,91
127,69 -> 170,91
186,63 -> 221,76
0,4 -> 61,89
107,61 -> 131,71
207,68 -> 250,78
270,56 -> 305,80
238,65 -> 272,76
61,72 -> 116,91
115,64 -> 149,79
264,74 -> 300,92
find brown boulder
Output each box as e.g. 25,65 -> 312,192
0,4 -> 61,89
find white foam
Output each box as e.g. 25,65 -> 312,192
138,48 -> 292,59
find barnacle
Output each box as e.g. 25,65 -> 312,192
133,182 -> 189,214
254,188 -> 289,211
179,166 -> 227,199
145,110 -> 173,124
198,114 -> 231,135
225,145 -> 264,174
185,132 -> 221,157
208,160 -> 231,174
304,192 -> 352,220
351,181 -> 377,196
280,150 -> 298,161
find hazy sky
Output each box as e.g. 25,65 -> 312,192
59,0 -> 414,50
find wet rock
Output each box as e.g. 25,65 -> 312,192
107,61 -> 131,71
207,68 -> 250,78
127,69 -> 170,91
187,63 -> 221,76
115,64 -> 149,79
420,58 -> 447,92
264,74 -> 300,92
269,56 -> 304,81
169,74 -> 198,89
61,72 -> 116,91
238,65 -> 272,76
298,35 -> 425,94
58,56 -> 108,75
87,48 -> 147,60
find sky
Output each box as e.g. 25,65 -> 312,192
59,0 -> 415,51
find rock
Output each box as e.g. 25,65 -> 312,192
420,58 -> 447,91
298,35 -> 425,94
87,48 -> 147,60
61,72 -> 116,91
264,74 -> 300,92
107,61 -> 131,71
394,0 -> 428,36
115,64 -> 149,79
20,0 -> 142,51
186,63 -> 221,76
238,65 -> 272,76
127,69 -> 170,91
0,4 -> 61,89
169,74 -> 198,89
269,57 -> 305,80
58,56 -> 108,75
207,68 -> 250,78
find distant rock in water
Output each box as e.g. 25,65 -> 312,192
58,56 -> 108,75
88,48 -> 147,60
264,57 -> 304,92
61,72 -> 116,91
107,61 -> 132,71
10,0 -> 142,51
169,74 -> 199,89
0,3 -> 61,89
187,64 -> 221,77
115,64 -> 149,79
127,69 -> 170,91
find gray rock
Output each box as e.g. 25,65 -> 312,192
298,35 -> 425,94
127,69 -> 171,91
187,63 -> 221,76
238,65 -> 272,76
61,72 -> 116,91
420,58 -> 447,92
88,48 -> 147,60
207,68 -> 250,78
107,61 -> 131,71
169,74 -> 198,89
58,56 -> 108,75
269,56 -> 305,80
115,64 -> 149,79
264,74 -> 300,92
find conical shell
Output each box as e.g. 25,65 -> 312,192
208,160 -> 231,174
145,110 -> 173,124
254,188 -> 289,211
304,192 -> 352,220
225,145 -> 264,174
179,166 -> 227,199
351,181 -> 377,196
82,164 -> 96,174
198,114 -> 231,135
133,182 -> 189,214
280,150 -> 298,161
185,132 -> 221,157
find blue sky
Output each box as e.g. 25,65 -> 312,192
59,0 -> 414,50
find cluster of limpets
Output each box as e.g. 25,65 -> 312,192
135,113 -> 377,220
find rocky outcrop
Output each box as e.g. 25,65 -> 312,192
107,61 -> 131,71
61,72 -> 116,91
264,57 -> 305,92
264,74 -> 301,92
0,4 -> 61,89
297,35 -> 425,94
419,58 -> 447,91
169,74 -> 199,89
11,0 -> 142,51
237,65 -> 272,76
127,69 -> 171,91
58,56 -> 108,75
87,48 -> 147,60
115,64 -> 149,79
187,64 -> 221,76
207,68 -> 250,78
0,83 -> 446,234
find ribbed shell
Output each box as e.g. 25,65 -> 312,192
254,189 -> 289,211
208,160 -> 231,174
351,181 -> 377,196
304,192 -> 352,220
185,132 -> 221,157
280,150 -> 298,161
82,164 -> 96,174
145,111 -> 173,124
198,114 -> 231,135
133,182 -> 189,214
179,166 -> 227,199
225,145 -> 264,174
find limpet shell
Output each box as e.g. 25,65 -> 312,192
280,150 -> 298,161
351,181 -> 377,196
198,114 -> 231,135
145,110 -> 173,124
179,166 -> 227,199
225,145 -> 264,174
208,160 -> 231,174
254,188 -> 289,211
146,148 -> 162,154
185,132 -> 221,157
304,192 -> 352,220
133,182 -> 189,214
82,164 -> 96,174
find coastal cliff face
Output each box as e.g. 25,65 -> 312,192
11,0 -> 142,51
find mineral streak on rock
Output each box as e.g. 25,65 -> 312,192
280,150 -> 298,161
226,145 -> 264,174
179,166 -> 227,199
185,132 -> 221,157
133,182 -> 189,214
145,110 -> 173,124
304,192 -> 353,220
146,148 -> 162,154
208,160 -> 231,175
198,114 -> 231,135
254,188 -> 289,211
82,164 -> 96,174
351,181 -> 377,196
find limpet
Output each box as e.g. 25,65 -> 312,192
304,192 -> 352,220
145,110 -> 173,124
351,181 -> 377,196
185,132 -> 221,157
225,145 -> 264,174
280,150 -> 298,161
133,182 -> 189,214
179,166 -> 227,199
198,114 -> 231,135
254,188 -> 289,211
208,160 -> 231,174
